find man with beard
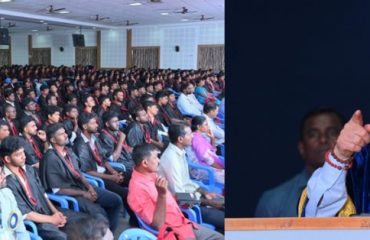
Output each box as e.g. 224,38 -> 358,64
21,98 -> 43,129
99,111 -> 135,180
255,108 -> 345,217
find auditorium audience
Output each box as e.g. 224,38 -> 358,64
0,65 -> 226,238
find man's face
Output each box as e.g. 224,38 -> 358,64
186,84 -> 194,94
26,102 -> 37,112
87,97 -> 96,108
136,110 -> 149,123
6,106 -> 16,119
298,113 -> 342,172
107,117 -> 119,131
49,96 -> 58,106
132,89 -> 139,98
0,125 -> 10,141
49,112 -> 61,123
7,93 -> 15,102
159,96 -> 169,106
52,128 -> 69,146
154,84 -> 163,92
115,92 -> 124,102
138,87 -> 146,95
169,94 -> 176,103
67,108 -> 79,119
179,126 -> 193,147
208,107 -> 219,119
102,98 -> 111,108
148,105 -> 159,116
42,89 -> 49,96
144,150 -> 161,173
146,86 -> 154,93
25,121 -> 38,136
85,118 -> 99,133
5,148 -> 26,168
70,98 -> 78,106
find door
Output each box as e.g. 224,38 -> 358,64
30,48 -> 51,65
75,47 -> 97,66
132,47 -> 160,69
197,45 -> 225,71
0,49 -> 10,66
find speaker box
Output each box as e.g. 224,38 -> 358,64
72,34 -> 85,47
175,45 -> 180,52
0,28 -> 10,45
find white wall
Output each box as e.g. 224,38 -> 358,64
8,20 -> 224,69
100,30 -> 126,68
132,21 -> 224,69
11,33 -> 28,65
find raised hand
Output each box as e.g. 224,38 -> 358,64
333,110 -> 370,160
155,176 -> 168,196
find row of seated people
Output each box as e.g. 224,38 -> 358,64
0,66 -> 225,240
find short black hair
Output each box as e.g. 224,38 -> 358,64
18,116 -> 35,133
132,143 -> 158,166
155,90 -> 167,100
66,94 -> 78,102
0,136 -> 24,158
130,106 -> 146,120
3,103 -> 15,114
191,116 -> 206,132
80,94 -> 93,106
46,123 -> 65,143
45,105 -> 61,117
0,120 -> 9,129
98,94 -> 110,105
299,107 -> 345,140
78,112 -> 96,129
168,123 -> 188,144
140,94 -> 154,105
112,89 -> 123,98
3,88 -> 14,98
102,111 -> 119,125
46,93 -> 57,103
63,104 -> 78,115
203,102 -> 218,114
142,101 -> 157,112
180,82 -> 191,92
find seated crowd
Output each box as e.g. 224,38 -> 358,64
0,65 -> 225,240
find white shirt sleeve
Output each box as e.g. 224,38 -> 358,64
305,153 -> 348,217
177,94 -> 201,116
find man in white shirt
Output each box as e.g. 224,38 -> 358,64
203,102 -> 224,146
158,123 -> 224,232
177,82 -> 203,117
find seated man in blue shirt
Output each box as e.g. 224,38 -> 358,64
255,108 -> 344,217
302,110 -> 370,217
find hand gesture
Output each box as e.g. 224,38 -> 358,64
118,131 -> 126,143
37,130 -> 47,142
155,176 -> 168,196
334,110 -> 370,160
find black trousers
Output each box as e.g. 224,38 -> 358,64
103,179 -> 139,227
200,206 -> 225,233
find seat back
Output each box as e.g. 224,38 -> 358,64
118,228 -> 157,240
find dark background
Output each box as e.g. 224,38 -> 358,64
226,0 -> 370,217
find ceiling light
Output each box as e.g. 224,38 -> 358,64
40,20 -> 44,23
181,19 -> 188,22
130,2 -> 142,6
31,30 -> 38,32
0,17 -> 4,20
161,12 -> 169,16
0,0 -> 12,2
43,22 -> 48,25
58,10 -> 70,14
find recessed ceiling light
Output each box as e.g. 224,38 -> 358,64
181,19 -> 188,22
58,10 -> 70,14
160,12 -> 169,16
31,30 -> 38,32
40,20 -> 44,23
0,17 -> 4,20
43,22 -> 48,25
130,2 -> 142,6
0,0 -> 12,3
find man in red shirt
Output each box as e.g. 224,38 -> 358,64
127,143 -> 223,240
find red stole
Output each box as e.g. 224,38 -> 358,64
17,168 -> 38,206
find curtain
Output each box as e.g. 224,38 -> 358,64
198,45 -> 225,71
31,48 -> 51,65
132,47 -> 159,69
75,47 -> 97,66
0,49 -> 10,66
